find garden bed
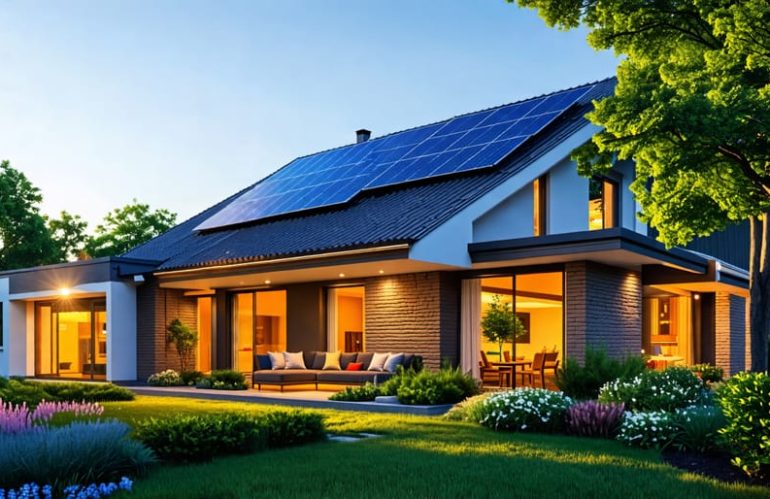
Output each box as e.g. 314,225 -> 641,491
662,450 -> 769,488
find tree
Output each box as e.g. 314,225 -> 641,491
166,318 -> 198,373
481,294 -> 527,361
85,199 -> 177,257
0,160 -> 59,270
48,210 -> 89,261
510,0 -> 770,371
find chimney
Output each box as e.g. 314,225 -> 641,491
356,129 -> 371,144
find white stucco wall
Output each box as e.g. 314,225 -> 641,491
0,278 -> 8,377
472,184 -> 534,242
548,157 -> 589,234
106,281 -> 137,381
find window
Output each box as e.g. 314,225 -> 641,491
232,290 -> 287,374
588,177 -> 618,230
196,297 -> 212,373
327,286 -> 365,352
643,294 -> 693,366
0,302 -> 3,349
533,175 -> 547,236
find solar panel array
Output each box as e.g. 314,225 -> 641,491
196,85 -> 593,231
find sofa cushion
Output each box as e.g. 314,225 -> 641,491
255,354 -> 272,371
356,352 -> 374,370
310,352 -> 326,370
284,351 -> 306,369
303,351 -> 317,368
402,353 -> 415,370
316,370 -> 393,384
323,352 -> 341,370
368,352 -> 390,372
268,351 -> 285,370
253,369 -> 316,383
340,352 -> 357,370
384,353 -> 405,373
346,362 -> 363,371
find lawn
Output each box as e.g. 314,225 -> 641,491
102,396 -> 769,499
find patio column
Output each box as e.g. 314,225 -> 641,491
460,279 -> 481,379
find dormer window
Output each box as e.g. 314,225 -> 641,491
589,177 -> 618,230
533,174 -> 547,236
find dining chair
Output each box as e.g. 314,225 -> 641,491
519,352 -> 547,388
479,351 -> 500,385
503,351 -> 511,362
543,351 -> 559,386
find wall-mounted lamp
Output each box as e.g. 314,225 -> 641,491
693,294 -> 700,300
59,288 -> 71,297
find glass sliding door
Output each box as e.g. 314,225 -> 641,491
35,299 -> 107,380
196,297 -> 213,373
232,290 -> 287,375
326,286 -> 365,352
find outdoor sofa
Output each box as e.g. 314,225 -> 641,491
252,351 -> 422,391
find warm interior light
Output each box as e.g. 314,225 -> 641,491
264,279 -> 271,285
339,273 -> 346,278
693,293 -> 700,300
378,270 -> 385,274
59,288 -> 71,297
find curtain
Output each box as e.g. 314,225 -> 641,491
326,289 -> 338,351
460,279 -> 482,379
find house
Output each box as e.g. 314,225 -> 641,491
0,78 -> 752,384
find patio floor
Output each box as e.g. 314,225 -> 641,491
130,386 -> 453,416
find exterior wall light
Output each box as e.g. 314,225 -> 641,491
339,273 -> 345,278
59,288 -> 71,297
264,280 -> 271,284
378,270 -> 385,274
693,294 -> 700,300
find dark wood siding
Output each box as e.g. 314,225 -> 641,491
649,221 -> 749,271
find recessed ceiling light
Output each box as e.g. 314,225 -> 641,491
264,280 -> 271,285
59,287 -> 71,297
339,273 -> 345,278
378,269 -> 385,274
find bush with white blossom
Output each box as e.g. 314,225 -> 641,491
616,410 -> 678,448
598,367 -> 708,412
478,388 -> 573,433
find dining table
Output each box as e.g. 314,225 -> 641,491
492,360 -> 532,388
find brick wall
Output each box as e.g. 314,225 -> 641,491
565,261 -> 642,363
364,272 -> 459,369
136,277 -> 197,380
715,292 -> 747,375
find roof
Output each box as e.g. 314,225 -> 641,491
123,78 -> 616,271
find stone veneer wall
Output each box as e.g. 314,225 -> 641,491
364,272 -> 459,370
565,261 -> 642,363
715,292 -> 747,375
136,277 -> 197,380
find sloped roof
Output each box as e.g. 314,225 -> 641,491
123,78 -> 616,271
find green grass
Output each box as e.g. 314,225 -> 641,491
103,396 -> 769,499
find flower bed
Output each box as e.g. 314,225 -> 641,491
477,388 -> 573,433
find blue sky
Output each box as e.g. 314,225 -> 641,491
0,0 -> 617,228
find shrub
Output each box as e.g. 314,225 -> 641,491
689,364 -> 724,384
180,370 -> 204,386
478,388 -> 573,433
166,319 -> 198,373
147,369 -> 183,387
0,380 -> 134,406
134,413 -> 265,462
197,370 -> 248,390
565,400 -> 625,438
0,421 -> 154,490
329,383 -> 381,402
672,405 -> 726,454
598,367 -> 709,411
717,372 -> 770,477
381,366 -> 480,405
616,410 -> 678,448
555,349 -> 646,400
443,393 -> 493,422
261,410 -> 326,448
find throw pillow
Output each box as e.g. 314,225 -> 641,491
402,353 -> 414,370
303,351 -> 317,368
368,352 -> 390,372
311,352 -> 326,370
340,352 -> 357,370
383,353 -> 405,373
355,352 -> 374,370
323,351 -> 342,370
268,351 -> 285,370
256,354 -> 272,370
345,362 -> 364,371
283,351 -> 306,370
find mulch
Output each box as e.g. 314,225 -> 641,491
662,450 -> 769,488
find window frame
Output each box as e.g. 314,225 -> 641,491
533,174 -> 547,236
589,176 -> 619,230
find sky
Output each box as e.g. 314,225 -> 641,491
0,0 -> 618,230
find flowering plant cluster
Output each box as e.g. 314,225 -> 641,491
565,400 -> 625,438
616,410 -> 678,448
147,369 -> 183,387
0,399 -> 104,434
478,388 -> 573,433
598,367 -> 708,411
0,477 -> 132,499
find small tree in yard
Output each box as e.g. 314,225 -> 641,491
509,0 -> 770,370
167,319 -> 198,373
481,294 -> 526,361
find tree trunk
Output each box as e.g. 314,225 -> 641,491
748,214 -> 770,372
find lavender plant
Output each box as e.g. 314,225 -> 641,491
565,400 -> 625,438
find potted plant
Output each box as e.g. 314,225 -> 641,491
166,318 -> 198,374
481,294 -> 526,362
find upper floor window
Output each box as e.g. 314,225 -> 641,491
588,177 -> 618,230
0,302 -> 4,349
533,174 -> 547,236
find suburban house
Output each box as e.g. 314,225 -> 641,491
0,78 -> 752,384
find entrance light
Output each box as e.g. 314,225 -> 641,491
59,288 -> 71,297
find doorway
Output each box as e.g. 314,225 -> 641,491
35,299 -> 107,380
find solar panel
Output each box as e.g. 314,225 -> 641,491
196,84 -> 595,231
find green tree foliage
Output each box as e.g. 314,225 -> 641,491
47,210 -> 89,261
85,199 -> 177,257
0,160 -> 58,270
481,294 -> 526,361
166,318 -> 198,373
510,0 -> 770,370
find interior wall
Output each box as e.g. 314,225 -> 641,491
336,295 -> 363,351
